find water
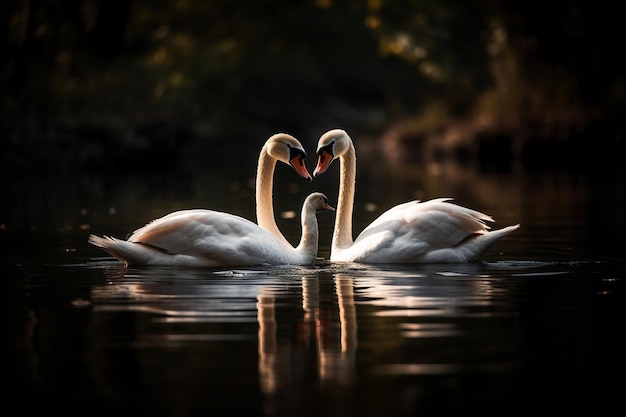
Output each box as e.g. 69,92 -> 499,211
4,156 -> 626,416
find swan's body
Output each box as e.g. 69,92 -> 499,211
89,133 -> 322,267
89,192 -> 334,267
314,129 -> 520,263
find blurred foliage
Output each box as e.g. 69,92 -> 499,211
1,0 -> 624,172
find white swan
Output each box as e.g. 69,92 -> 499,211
313,129 -> 520,263
89,133 -> 322,267
89,192 -> 335,267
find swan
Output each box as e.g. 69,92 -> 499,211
313,129 -> 520,263
89,133 -> 319,266
89,192 -> 335,267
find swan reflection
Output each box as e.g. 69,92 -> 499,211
90,266 -> 360,397
257,274 -> 357,396
87,261 -> 524,415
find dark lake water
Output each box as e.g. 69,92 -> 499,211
4,149 -> 626,416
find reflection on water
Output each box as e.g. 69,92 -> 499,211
88,264 -> 362,414
5,255 -> 625,416
257,273 -> 357,400
36,257 -> 613,417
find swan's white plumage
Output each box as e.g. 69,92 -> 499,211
89,134 -> 324,267
89,192 -> 333,267
314,129 -> 520,263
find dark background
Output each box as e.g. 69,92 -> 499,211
2,0 -> 624,174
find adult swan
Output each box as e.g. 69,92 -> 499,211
89,192 -> 334,267
89,134 -> 327,266
313,129 -> 520,263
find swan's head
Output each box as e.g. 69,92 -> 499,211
313,129 -> 350,177
305,192 -> 336,213
266,133 -> 312,182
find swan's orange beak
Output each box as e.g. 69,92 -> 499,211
290,154 -> 312,182
314,149 -> 334,177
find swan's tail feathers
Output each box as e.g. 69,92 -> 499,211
88,234 -> 115,248
88,234 -> 157,267
496,224 -> 521,234
468,224 -> 520,260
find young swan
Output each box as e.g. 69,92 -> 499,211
89,192 -> 334,267
314,129 -> 520,263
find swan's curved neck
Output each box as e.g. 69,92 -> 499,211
296,203 -> 319,259
334,141 -> 356,251
256,147 -> 290,246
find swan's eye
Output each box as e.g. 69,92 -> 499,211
317,142 -> 334,163
289,148 -> 307,166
